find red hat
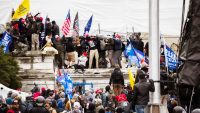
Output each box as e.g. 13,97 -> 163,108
95,89 -> 102,94
13,24 -> 18,30
40,17 -> 43,22
41,87 -> 45,91
115,34 -> 121,39
82,52 -> 87,57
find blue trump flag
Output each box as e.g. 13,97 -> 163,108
164,45 -> 177,71
56,69 -> 73,98
84,15 -> 93,36
0,31 -> 12,53
62,69 -> 73,98
124,44 -> 145,67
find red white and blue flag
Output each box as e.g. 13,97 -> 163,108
62,10 -> 71,36
73,12 -> 79,37
124,44 -> 145,68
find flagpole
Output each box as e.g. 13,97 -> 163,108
98,23 -> 101,34
148,0 -> 161,112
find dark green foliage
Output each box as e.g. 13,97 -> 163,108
0,46 -> 21,89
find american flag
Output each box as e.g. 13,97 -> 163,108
62,10 -> 71,36
73,12 -> 79,36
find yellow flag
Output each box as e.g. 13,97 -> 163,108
12,0 -> 30,19
128,68 -> 135,90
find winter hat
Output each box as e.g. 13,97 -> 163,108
94,98 -> 102,105
73,102 -> 81,109
192,109 -> 200,113
115,34 -> 121,39
6,98 -> 13,105
41,87 -> 46,92
11,93 -> 18,99
59,92 -> 65,98
82,52 -> 88,57
173,106 -> 186,113
36,96 -> 45,106
95,89 -> 102,94
39,17 -> 43,22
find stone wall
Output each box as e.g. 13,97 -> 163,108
15,51 -> 55,92
15,51 -> 136,92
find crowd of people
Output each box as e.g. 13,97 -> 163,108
0,66 -> 153,113
0,12 -> 146,70
0,66 -> 199,113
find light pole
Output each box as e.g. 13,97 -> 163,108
148,0 -> 161,112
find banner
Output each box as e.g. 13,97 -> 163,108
12,0 -> 30,19
0,31 -> 12,53
56,69 -> 73,98
124,44 -> 145,67
164,45 -> 177,71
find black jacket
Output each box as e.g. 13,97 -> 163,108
133,79 -> 155,105
109,69 -> 124,85
29,107 -> 49,113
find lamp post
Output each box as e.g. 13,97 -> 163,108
148,0 -> 161,112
